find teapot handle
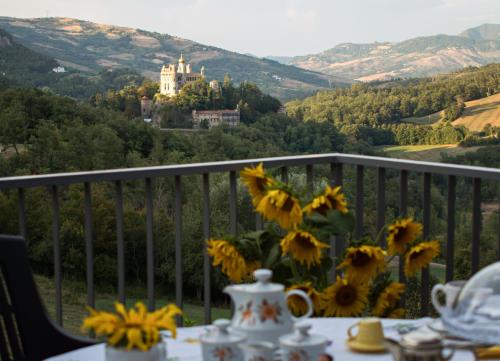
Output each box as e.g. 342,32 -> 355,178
285,289 -> 313,321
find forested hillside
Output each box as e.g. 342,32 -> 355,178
286,64 -> 500,146
0,28 -> 147,99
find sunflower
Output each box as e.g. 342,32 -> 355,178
207,239 -> 247,282
303,185 -> 348,215
240,163 -> 273,206
256,189 -> 302,229
321,276 -> 369,317
82,302 -> 181,351
337,245 -> 386,282
387,308 -> 405,319
404,240 -> 440,277
286,283 -> 323,315
386,218 -> 423,255
281,230 -> 329,268
372,282 -> 405,317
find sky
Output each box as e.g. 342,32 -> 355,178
0,0 -> 499,57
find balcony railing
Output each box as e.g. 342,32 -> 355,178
0,153 -> 499,326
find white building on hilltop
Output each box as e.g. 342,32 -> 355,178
160,54 -> 206,96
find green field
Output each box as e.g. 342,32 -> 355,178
402,93 -> 500,131
402,111 -> 444,125
35,275 -> 231,335
380,144 -> 484,162
453,93 -> 500,131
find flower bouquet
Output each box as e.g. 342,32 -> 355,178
82,302 -> 182,361
207,164 -> 440,318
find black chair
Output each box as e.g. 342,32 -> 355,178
0,235 -> 96,361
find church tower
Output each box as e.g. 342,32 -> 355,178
177,53 -> 186,74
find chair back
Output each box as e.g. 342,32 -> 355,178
0,235 -> 94,361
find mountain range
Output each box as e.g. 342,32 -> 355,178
0,17 -> 346,100
268,24 -> 500,82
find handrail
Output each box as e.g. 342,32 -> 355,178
1,152 -> 499,325
0,153 -> 499,189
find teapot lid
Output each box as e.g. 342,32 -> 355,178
200,319 -> 246,344
279,323 -> 328,347
234,269 -> 284,293
401,332 -> 442,350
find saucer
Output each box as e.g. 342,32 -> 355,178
346,339 -> 386,353
427,319 -> 447,334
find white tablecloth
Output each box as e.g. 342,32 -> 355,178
46,318 -> 482,361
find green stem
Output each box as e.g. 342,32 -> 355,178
375,225 -> 388,245
289,257 -> 300,282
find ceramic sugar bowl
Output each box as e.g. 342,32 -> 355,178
200,319 -> 246,361
224,269 -> 313,346
279,323 -> 329,361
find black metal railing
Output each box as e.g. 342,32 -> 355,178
0,153 -> 499,325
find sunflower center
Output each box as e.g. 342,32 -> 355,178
295,234 -> 315,250
336,285 -> 357,306
314,203 -> 331,215
409,249 -> 424,261
351,251 -> 371,267
255,177 -> 267,192
282,196 -> 295,212
394,227 -> 408,243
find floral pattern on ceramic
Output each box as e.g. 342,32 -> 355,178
259,299 -> 282,324
238,301 -> 255,325
288,349 -> 310,361
212,346 -> 234,361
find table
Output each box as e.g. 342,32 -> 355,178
46,318 -> 482,361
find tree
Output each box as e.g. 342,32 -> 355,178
0,102 -> 28,154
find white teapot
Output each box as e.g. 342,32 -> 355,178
224,269 -> 313,346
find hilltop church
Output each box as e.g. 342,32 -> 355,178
160,54 -> 209,96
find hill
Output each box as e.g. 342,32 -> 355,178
0,28 -> 147,99
0,17 -> 347,101
269,24 -> 500,82
452,93 -> 500,131
402,93 -> 500,131
380,144 -> 484,162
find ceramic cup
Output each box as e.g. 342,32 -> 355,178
239,341 -> 276,361
279,323 -> 328,361
346,318 -> 386,353
431,280 -> 466,314
200,319 -> 246,361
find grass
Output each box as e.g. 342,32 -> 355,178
452,93 -> 500,131
401,93 -> 500,131
34,275 -> 231,335
402,110 -> 443,125
379,144 -> 484,162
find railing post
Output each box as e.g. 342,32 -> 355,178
115,181 -> 126,304
355,165 -> 364,239
472,178 -> 481,274
398,170 -> 408,304
306,165 -> 313,197
174,176 -> 183,325
145,178 -> 155,311
17,188 -> 27,242
51,185 -> 62,326
421,173 -> 431,317
446,176 -> 456,282
202,173 -> 212,324
330,162 -> 343,279
229,171 -> 237,235
376,167 -> 386,246
84,182 -> 94,308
